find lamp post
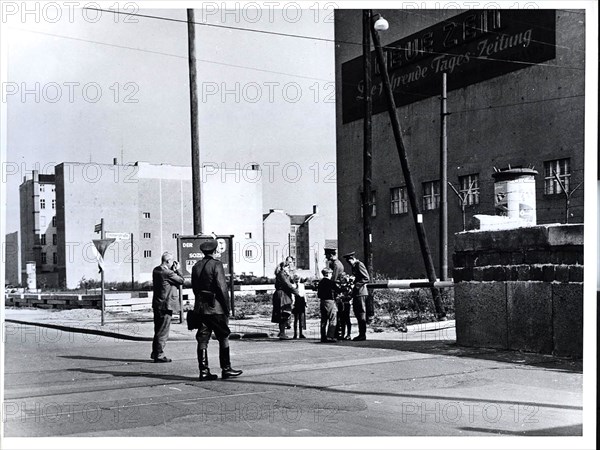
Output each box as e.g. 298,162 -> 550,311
362,9 -> 373,278
370,13 -> 446,320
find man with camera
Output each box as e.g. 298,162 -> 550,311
151,252 -> 184,363
191,239 -> 243,381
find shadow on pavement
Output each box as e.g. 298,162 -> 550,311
67,367 -> 198,383
63,366 -> 582,414
59,355 -> 153,364
316,339 -> 583,373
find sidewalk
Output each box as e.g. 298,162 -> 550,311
3,307 -> 456,342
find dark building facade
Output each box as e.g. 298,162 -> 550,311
335,9 -> 585,279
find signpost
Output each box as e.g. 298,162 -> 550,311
92,235 -> 115,326
176,235 -> 235,323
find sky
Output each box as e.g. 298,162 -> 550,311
2,5 -> 337,237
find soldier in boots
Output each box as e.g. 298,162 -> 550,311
191,239 -> 242,381
343,252 -> 370,341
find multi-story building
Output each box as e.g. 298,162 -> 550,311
335,9 -> 585,278
19,171 -> 59,286
45,161 -> 264,288
263,205 -> 326,278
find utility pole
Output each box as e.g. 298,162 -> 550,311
187,8 -> 202,235
362,9 -> 374,277
100,218 -> 105,326
439,72 -> 448,281
371,22 -> 446,319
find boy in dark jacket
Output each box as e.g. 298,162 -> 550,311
318,268 -> 339,343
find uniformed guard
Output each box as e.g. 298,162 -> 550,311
325,247 -> 351,340
343,251 -> 371,341
191,239 -> 243,381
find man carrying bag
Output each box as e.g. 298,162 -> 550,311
191,239 -> 243,381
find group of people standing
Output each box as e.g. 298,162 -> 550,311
271,247 -> 371,343
271,256 -> 307,340
149,241 -> 372,382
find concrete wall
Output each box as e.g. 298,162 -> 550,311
201,165 -> 264,276
4,231 -> 20,285
263,210 -> 291,275
334,10 -> 585,279
453,224 -> 583,357
54,162 -> 264,287
56,163 -> 141,288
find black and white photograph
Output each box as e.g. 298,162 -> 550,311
0,1 -> 597,449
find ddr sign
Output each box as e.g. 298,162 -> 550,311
176,235 -> 236,316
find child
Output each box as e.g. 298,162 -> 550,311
292,277 -> 306,339
318,268 -> 338,343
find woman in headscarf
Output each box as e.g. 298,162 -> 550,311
271,258 -> 299,340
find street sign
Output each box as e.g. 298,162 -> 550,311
105,232 -> 130,241
94,223 -> 102,233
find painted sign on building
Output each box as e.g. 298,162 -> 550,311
341,10 -> 557,123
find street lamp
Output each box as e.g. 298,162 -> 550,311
373,14 -> 389,31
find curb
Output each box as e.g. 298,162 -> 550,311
5,319 -> 153,342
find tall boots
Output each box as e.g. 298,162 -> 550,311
198,348 -> 218,381
352,318 -> 367,341
219,346 -> 243,379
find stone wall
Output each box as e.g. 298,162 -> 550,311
453,224 -> 583,358
5,293 -> 101,309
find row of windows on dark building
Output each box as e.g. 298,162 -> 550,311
361,158 -> 571,217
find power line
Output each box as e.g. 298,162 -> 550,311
8,26 -> 335,83
86,7 -> 585,72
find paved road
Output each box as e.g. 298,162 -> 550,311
3,322 -> 583,437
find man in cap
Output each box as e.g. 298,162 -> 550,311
151,252 -> 184,362
343,251 -> 371,341
324,247 -> 351,340
191,239 -> 242,381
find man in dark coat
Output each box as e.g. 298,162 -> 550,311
151,252 -> 184,362
191,239 -> 242,381
343,251 -> 371,341
325,247 -> 351,340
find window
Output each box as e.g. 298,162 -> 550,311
53,253 -> 57,264
245,232 -> 252,239
52,234 -> 57,245
143,232 -> 151,239
391,187 -> 408,215
41,252 -> 47,264
360,191 -> 377,217
459,174 -> 480,205
40,234 -> 46,245
423,181 -> 440,210
245,249 -> 253,258
143,250 -> 152,258
40,186 -> 45,192
544,158 -> 571,194
172,233 -> 179,239
40,199 -> 46,209
52,199 -> 55,209
52,216 -> 56,227
143,212 -> 151,219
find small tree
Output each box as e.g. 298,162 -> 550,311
448,178 -> 477,231
552,170 -> 583,224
